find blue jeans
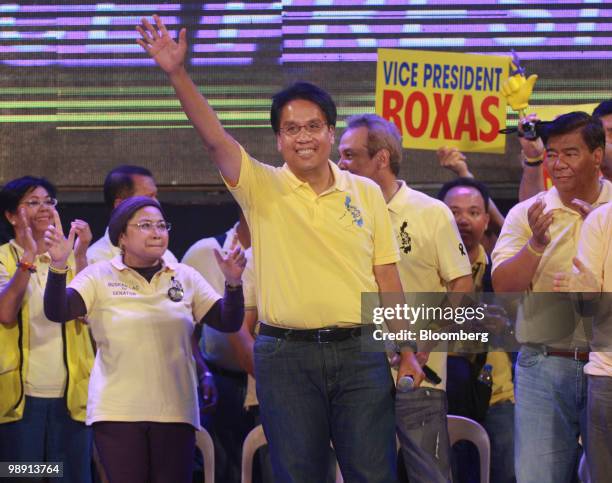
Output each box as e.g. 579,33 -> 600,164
396,388 -> 451,483
514,346 -> 587,483
584,375 -> 612,483
483,400 -> 515,483
254,334 -> 397,483
0,396 -> 92,483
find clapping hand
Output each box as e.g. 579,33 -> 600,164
71,219 -> 92,259
554,257 -> 600,293
214,247 -> 247,287
44,210 -> 89,269
527,197 -> 552,251
13,207 -> 37,262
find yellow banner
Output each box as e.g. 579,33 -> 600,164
375,49 -> 509,153
530,103 -> 598,121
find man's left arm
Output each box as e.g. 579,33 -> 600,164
373,263 -> 425,387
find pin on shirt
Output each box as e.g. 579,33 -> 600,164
168,276 -> 184,302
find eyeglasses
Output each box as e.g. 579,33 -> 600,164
280,121 -> 327,137
128,221 -> 172,233
20,198 -> 58,209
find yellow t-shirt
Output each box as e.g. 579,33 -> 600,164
388,181 -> 471,293
575,202 -> 612,377
388,182 -> 471,390
225,146 -> 399,329
492,182 -> 612,348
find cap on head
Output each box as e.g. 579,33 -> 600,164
108,196 -> 164,246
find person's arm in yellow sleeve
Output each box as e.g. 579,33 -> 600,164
492,198 -> 552,292
136,15 -> 242,185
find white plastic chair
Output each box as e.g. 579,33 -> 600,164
447,415 -> 491,483
195,427 -> 215,483
241,424 -> 344,483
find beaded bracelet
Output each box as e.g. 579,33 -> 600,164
17,261 -> 36,273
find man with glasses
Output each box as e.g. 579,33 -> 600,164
137,15 -> 423,482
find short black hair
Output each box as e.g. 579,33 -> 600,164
540,111 -> 604,152
103,165 -> 154,211
0,176 -> 57,238
593,100 -> 612,119
438,177 -> 490,212
270,82 -> 337,134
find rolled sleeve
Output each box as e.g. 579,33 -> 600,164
491,202 -> 530,275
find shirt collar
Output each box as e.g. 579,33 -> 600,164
471,244 -> 488,269
542,179 -> 612,213
110,254 -> 176,273
387,180 -> 409,215
281,160 -> 349,194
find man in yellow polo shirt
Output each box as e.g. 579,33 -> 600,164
137,15 -> 423,482
337,113 -> 472,483
439,177 -> 516,483
492,112 -> 612,483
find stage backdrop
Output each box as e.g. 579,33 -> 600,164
1,1 -> 611,202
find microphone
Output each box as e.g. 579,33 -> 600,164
396,376 -> 414,393
423,365 -> 442,385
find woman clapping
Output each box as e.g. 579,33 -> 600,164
43,196 -> 246,483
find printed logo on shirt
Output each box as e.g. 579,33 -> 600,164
459,243 -> 466,256
398,221 -> 412,254
107,281 -> 138,296
340,195 -> 364,227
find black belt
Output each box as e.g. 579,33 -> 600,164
259,323 -> 365,343
205,359 -> 246,379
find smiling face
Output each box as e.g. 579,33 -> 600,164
276,99 -> 335,180
5,186 -> 55,238
337,126 -> 380,181
443,186 -> 489,253
545,129 -> 602,195
118,206 -> 168,267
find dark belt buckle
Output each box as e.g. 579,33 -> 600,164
317,328 -> 334,343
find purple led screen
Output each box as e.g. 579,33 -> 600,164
1,1 -> 611,67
